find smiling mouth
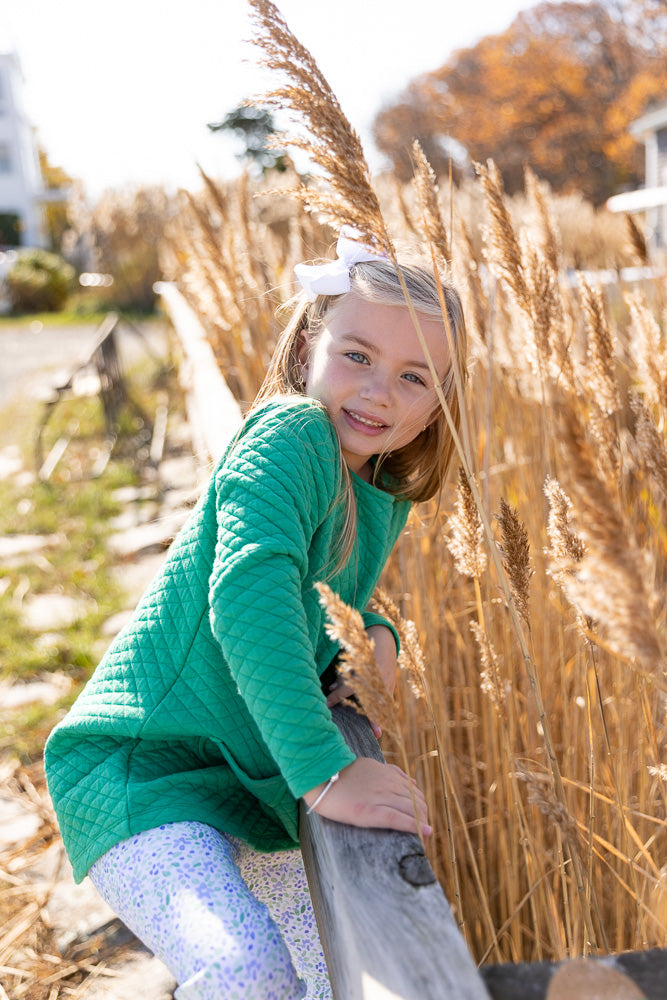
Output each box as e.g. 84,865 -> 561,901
344,409 -> 388,430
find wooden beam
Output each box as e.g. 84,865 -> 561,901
480,949 -> 667,1000
299,704 -> 491,1000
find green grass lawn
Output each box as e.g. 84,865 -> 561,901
0,334 -> 181,759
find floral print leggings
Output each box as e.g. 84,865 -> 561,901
89,821 -> 332,1000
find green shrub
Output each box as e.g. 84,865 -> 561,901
6,248 -> 75,313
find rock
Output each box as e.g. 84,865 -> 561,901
21,592 -> 92,630
0,674 -> 72,708
0,532 -> 63,562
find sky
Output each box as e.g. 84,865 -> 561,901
2,0 -> 540,200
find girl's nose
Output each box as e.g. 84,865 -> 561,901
360,371 -> 392,406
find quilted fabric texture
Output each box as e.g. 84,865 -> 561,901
45,399 -> 411,883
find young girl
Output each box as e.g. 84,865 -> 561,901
45,229 -> 467,1000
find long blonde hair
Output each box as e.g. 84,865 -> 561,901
252,258 -> 468,567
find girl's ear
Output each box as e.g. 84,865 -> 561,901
296,328 -> 311,369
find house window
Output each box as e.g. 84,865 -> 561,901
0,143 -> 11,173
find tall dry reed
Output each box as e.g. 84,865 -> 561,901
164,0 -> 666,967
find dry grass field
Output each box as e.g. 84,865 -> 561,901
162,148 -> 666,966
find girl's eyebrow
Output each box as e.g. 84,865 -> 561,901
339,333 -> 431,372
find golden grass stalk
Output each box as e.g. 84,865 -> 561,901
516,765 -> 580,844
446,466 -> 487,579
625,212 -> 648,266
496,497 -> 532,629
470,621 -> 506,720
555,401 -> 665,688
314,582 -> 398,740
625,289 -> 667,411
368,588 -> 426,702
630,393 -> 667,501
544,475 -> 586,566
524,167 -> 561,274
524,242 -> 557,376
579,277 -> 621,417
412,140 -> 451,265
248,0 -> 393,257
475,159 -> 530,314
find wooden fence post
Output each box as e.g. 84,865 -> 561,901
299,704 -> 491,1000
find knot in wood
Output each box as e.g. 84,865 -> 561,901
398,852 -> 436,886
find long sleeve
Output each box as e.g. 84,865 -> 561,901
208,402 -> 356,797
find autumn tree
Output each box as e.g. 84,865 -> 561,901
38,147 -> 74,251
373,0 -> 667,204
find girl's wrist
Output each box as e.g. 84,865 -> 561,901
304,771 -> 340,814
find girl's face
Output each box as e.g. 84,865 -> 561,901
300,293 -> 451,480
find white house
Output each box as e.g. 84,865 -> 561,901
0,48 -> 47,248
607,99 -> 667,258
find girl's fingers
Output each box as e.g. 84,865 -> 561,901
326,681 -> 355,707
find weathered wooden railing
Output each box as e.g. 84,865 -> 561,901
34,311 -> 155,478
299,704 -> 492,1000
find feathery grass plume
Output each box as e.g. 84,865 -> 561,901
369,588 -> 426,700
315,582 -> 398,738
544,476 -> 586,566
458,218 -> 489,345
524,240 -> 557,373
446,466 -> 487,578
248,0 -> 393,257
496,497 -> 532,628
524,167 -> 561,274
625,290 -> 667,410
393,178 -> 421,239
546,299 -> 578,396
412,140 -> 450,266
556,403 -> 665,685
625,212 -> 648,266
516,766 -> 580,845
475,159 -> 530,315
630,393 -> 667,501
544,475 -> 595,642
579,276 -> 621,417
470,621 -> 506,720
588,399 -> 621,483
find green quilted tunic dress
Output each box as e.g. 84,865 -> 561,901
45,398 -> 411,883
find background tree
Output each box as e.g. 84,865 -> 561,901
208,104 -> 288,175
38,147 -> 74,251
373,0 -> 667,204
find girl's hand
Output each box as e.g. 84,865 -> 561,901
302,758 -> 432,839
326,624 -> 398,739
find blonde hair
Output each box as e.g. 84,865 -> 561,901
252,258 -> 468,567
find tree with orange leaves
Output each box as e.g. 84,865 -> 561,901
373,0 -> 667,204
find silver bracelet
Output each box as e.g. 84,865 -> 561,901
306,771 -> 340,815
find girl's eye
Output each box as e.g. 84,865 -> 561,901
402,372 -> 427,387
345,351 -> 369,364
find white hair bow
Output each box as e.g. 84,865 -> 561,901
294,226 -> 387,302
